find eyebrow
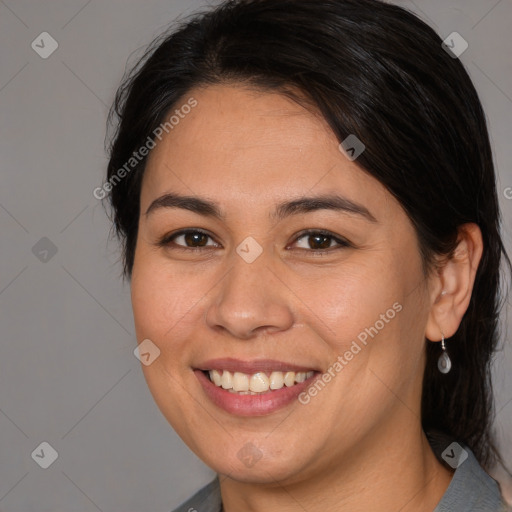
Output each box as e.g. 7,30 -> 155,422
145,192 -> 377,223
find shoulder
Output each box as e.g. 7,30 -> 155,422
427,431 -> 509,511
170,477 -> 222,512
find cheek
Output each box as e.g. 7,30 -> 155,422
130,255 -> 212,446
130,253 -> 205,357
306,256 -> 406,344
306,251 -> 426,393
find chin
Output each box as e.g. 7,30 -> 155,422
201,444 -> 311,484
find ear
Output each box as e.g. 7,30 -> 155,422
425,223 -> 483,342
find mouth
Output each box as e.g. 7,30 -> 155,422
193,358 -> 321,416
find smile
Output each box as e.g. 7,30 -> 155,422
194,359 -> 320,416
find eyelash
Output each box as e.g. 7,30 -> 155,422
157,228 -> 352,255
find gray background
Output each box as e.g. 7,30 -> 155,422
0,0 -> 511,510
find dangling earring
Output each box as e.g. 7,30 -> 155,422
437,333 -> 452,374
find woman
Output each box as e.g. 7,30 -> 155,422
104,0 -> 511,510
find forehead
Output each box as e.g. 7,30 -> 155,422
141,84 -> 392,216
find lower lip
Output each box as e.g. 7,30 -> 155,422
194,370 -> 318,416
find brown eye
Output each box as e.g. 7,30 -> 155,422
293,230 -> 351,252
182,232 -> 209,247
160,229 -> 219,249
306,233 -> 332,250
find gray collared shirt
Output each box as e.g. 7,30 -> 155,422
171,437 -> 509,512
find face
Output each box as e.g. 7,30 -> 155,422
131,84 -> 433,484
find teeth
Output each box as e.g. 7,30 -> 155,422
269,371 -> 284,389
233,372 -> 249,392
208,369 -> 315,393
221,370 -> 233,389
249,372 -> 269,392
295,372 -> 307,383
210,369 -> 222,386
284,371 -> 295,387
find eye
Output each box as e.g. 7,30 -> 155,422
291,229 -> 351,252
157,228 -> 351,254
158,229 -> 220,250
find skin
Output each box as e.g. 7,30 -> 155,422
130,84 -> 483,511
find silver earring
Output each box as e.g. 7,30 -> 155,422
437,333 -> 452,374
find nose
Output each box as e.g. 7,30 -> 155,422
205,251 -> 295,339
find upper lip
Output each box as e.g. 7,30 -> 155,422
195,358 -> 319,374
